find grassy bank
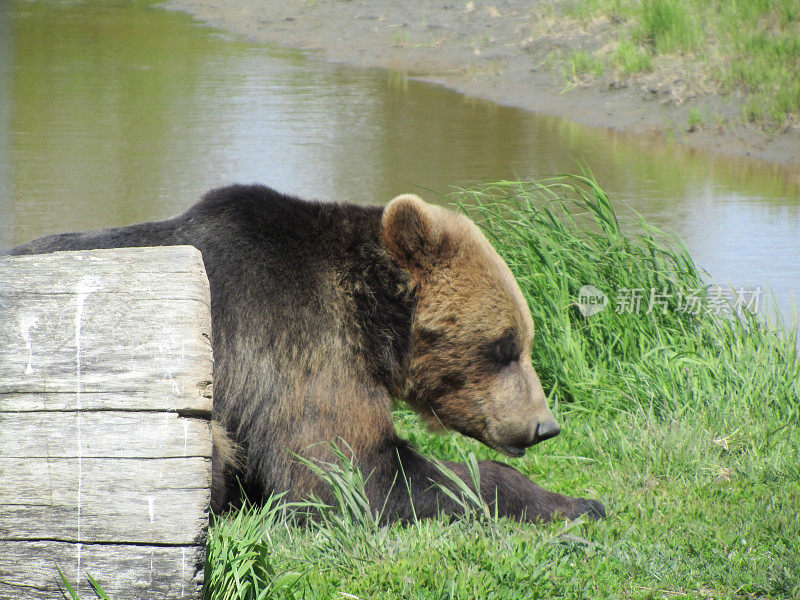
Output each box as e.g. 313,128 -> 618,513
200,178 -> 799,600
561,0 -> 800,130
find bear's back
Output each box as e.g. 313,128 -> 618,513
183,184 -> 383,283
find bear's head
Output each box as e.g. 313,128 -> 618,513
382,194 -> 560,457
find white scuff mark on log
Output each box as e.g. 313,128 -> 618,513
158,339 -> 187,400
181,547 -> 186,598
75,542 -> 82,587
148,496 -> 155,522
183,421 -> 189,456
20,314 -> 39,375
74,275 -> 99,581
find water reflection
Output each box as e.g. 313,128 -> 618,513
6,0 -> 799,319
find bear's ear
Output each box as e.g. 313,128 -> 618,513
382,194 -> 440,274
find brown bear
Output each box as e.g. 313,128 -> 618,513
10,185 -> 605,522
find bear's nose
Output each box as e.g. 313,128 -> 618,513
504,419 -> 561,454
533,419 -> 561,444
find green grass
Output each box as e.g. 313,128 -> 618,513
688,107 -> 703,131
566,0 -> 800,128
565,50 -> 606,82
730,30 -> 800,125
58,566 -> 112,600
201,176 -> 800,599
612,40 -> 653,74
635,0 -> 704,54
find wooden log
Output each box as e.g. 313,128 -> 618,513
0,248 -> 213,406
0,412 -> 212,459
0,542 -> 205,600
0,247 -> 214,600
0,457 -> 210,543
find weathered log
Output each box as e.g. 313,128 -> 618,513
0,542 -> 205,599
0,412 -> 211,459
0,457 -> 210,543
0,246 -> 213,600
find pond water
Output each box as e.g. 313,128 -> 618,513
4,0 -> 799,325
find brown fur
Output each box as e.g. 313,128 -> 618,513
210,420 -> 241,469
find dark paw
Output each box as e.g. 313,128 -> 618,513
577,498 -> 606,520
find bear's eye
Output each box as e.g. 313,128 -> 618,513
486,330 -> 520,367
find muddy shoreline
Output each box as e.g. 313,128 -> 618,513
162,0 -> 799,173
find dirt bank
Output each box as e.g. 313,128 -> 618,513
163,0 -> 800,171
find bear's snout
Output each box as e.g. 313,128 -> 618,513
501,418 -> 561,456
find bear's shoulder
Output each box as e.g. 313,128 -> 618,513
183,184 -> 383,252
188,184 -> 318,230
